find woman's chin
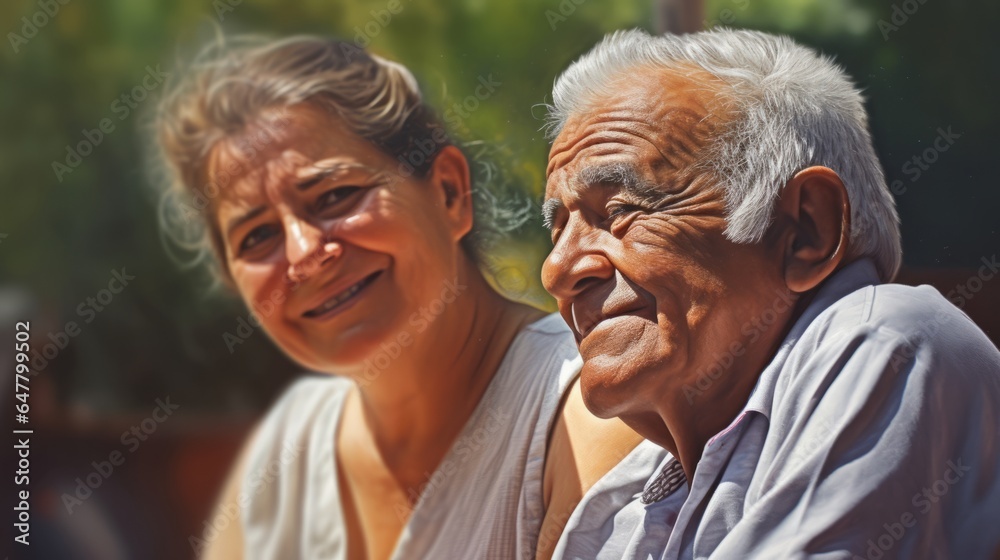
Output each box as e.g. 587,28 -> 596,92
293,325 -> 411,376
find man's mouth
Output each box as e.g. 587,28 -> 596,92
572,303 -> 613,338
571,301 -> 646,339
302,270 -> 382,319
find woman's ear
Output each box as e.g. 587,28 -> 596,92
428,145 -> 474,241
773,166 -> 851,293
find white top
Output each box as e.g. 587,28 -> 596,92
240,313 -> 654,559
554,258 -> 1000,559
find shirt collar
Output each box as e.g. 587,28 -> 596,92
739,258 -> 882,421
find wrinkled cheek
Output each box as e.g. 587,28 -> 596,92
619,235 -> 685,304
578,318 -> 682,414
582,317 -> 663,365
623,222 -> 686,267
630,215 -> 721,258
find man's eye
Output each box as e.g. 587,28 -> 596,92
239,224 -> 280,255
315,186 -> 363,212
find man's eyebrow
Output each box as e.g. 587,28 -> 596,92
542,163 -> 667,230
541,198 -> 563,230
577,162 -> 663,202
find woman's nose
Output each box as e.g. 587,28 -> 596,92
285,217 -> 342,284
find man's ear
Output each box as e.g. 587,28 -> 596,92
773,166 -> 851,293
427,145 -> 474,241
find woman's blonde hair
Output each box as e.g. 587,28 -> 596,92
152,34 -> 524,287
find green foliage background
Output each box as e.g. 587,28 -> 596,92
1,0 -> 997,413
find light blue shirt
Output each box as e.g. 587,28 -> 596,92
555,258 -> 1000,559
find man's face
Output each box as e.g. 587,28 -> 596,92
541,67 -> 787,420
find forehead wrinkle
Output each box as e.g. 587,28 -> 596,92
547,114 -> 653,177
546,107 -> 711,182
597,101 -> 717,177
547,125 -> 700,205
548,65 -> 729,180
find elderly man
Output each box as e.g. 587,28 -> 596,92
540,29 -> 1000,559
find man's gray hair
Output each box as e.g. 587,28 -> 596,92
546,28 -> 902,281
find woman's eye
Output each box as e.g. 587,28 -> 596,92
315,186 -> 363,212
239,224 -> 280,255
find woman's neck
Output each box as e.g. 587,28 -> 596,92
344,262 -> 545,481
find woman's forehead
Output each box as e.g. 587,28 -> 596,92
204,104 -> 384,202
208,106 -> 341,174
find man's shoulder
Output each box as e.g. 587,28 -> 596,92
778,279 -> 1000,421
806,279 -> 996,366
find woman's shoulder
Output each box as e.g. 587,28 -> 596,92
238,375 -> 351,555
241,375 -> 351,480
512,312 -> 579,360
251,374 -> 352,443
520,311 -> 575,338
270,374 -> 353,413
503,312 -> 581,391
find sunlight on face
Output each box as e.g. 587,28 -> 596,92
209,103 -> 463,374
541,69 -> 785,418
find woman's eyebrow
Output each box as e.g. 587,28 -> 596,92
295,161 -> 377,191
226,206 -> 267,237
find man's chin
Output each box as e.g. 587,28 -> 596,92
577,360 -> 645,420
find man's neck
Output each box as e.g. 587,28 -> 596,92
633,285 -> 821,481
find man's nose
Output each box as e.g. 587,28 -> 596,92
285,216 -> 342,283
541,229 -> 615,301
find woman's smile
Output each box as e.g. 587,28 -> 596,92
301,269 -> 384,321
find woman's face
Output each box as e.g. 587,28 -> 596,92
208,103 -> 471,373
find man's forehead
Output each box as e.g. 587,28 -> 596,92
546,66 -> 726,174
544,66 -> 728,204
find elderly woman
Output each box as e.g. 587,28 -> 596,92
153,36 -> 656,559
